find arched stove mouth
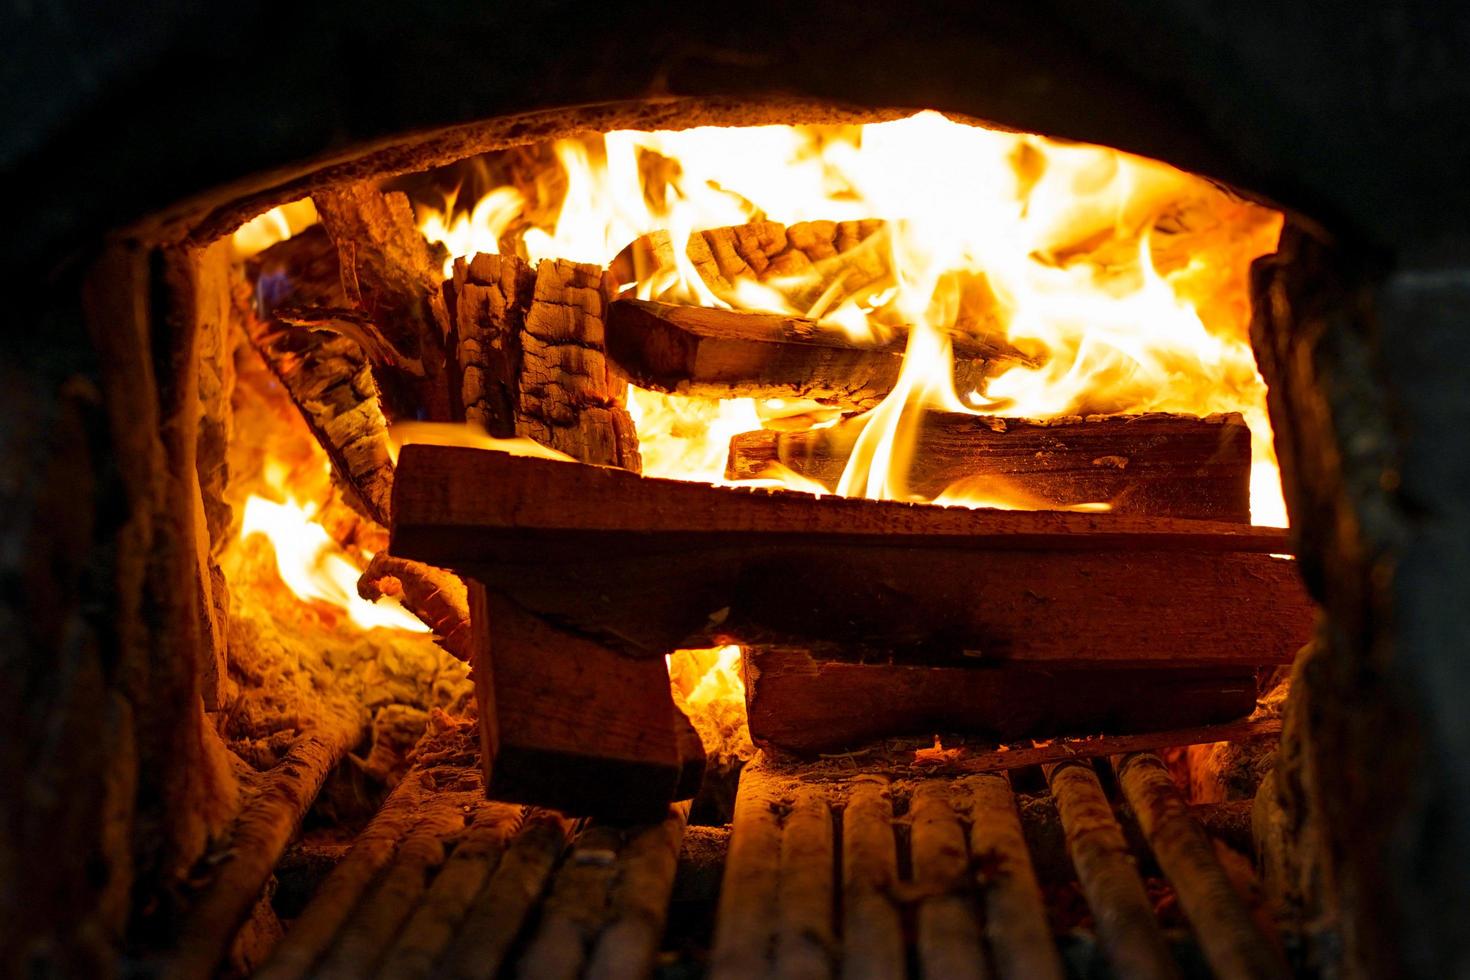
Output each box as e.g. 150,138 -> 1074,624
98,104 -> 1322,977
10,7 -> 1470,975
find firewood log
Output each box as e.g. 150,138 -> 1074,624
390,447 -> 1314,668
610,218 -> 890,313
312,184 -> 456,426
605,296 -> 1033,410
741,647 -> 1261,755
728,411 -> 1254,522
243,229 -> 396,526
245,306 -> 396,527
1114,753 -> 1291,979
445,254 -> 640,470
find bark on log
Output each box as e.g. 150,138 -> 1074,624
391,447 -> 1313,667
357,554 -> 472,662
469,583 -> 704,822
312,185 -> 450,390
728,411 -> 1253,522
909,782 -> 988,980
515,823 -> 627,979
254,764 -> 438,980
742,647 -> 1260,755
585,804 -> 691,980
374,800 -> 524,980
1045,761 -> 1179,980
437,809 -> 573,980
771,786 -> 837,979
708,767 -> 785,980
960,773 -> 1065,980
164,720 -> 358,980
1115,753 -> 1290,980
605,296 -> 1030,410
841,777 -> 906,980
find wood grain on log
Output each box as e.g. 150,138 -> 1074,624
469,583 -> 702,822
742,648 -> 1260,755
391,447 -> 1312,667
605,296 -> 1029,410
728,411 -> 1254,522
909,782 -> 987,980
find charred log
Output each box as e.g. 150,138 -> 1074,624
605,296 -> 1031,410
312,185 -> 454,424
445,254 -> 640,469
728,411 -> 1254,521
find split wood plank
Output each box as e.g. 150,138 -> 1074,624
468,584 -> 703,822
391,447 -> 1312,667
1045,761 -> 1179,980
742,648 -> 1260,755
1115,753 -> 1290,980
728,411 -> 1253,522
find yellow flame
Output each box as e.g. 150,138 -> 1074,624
231,199 -> 319,260
240,494 -> 428,633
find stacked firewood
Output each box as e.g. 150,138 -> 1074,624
243,183 -> 1313,819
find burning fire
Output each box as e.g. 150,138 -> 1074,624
239,492 -> 428,633
416,111 -> 1285,756
418,111 -> 1284,523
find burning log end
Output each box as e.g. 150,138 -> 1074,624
357,554 -> 472,662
